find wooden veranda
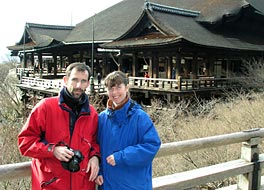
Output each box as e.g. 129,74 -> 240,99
16,69 -> 241,110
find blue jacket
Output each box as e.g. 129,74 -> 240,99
98,99 -> 161,190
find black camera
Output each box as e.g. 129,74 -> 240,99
61,147 -> 84,172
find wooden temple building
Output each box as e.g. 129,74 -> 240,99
7,0 -> 264,104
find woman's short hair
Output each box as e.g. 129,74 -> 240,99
104,71 -> 128,88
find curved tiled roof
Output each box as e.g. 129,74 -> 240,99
8,0 -> 264,52
64,0 -> 251,44
102,0 -> 264,51
25,23 -> 74,44
8,23 -> 74,51
151,8 -> 264,51
64,0 -> 144,43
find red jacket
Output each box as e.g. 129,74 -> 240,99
18,92 -> 100,190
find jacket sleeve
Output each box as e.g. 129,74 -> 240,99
88,106 -> 101,160
18,99 -> 55,159
113,110 -> 161,167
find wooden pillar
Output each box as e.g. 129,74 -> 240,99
31,53 -> 34,68
226,58 -> 230,78
238,137 -> 261,190
106,57 -> 111,75
118,56 -> 123,71
168,55 -> 175,79
192,53 -> 198,79
80,51 -> 84,63
68,54 -> 74,64
23,53 -> 29,68
152,53 -> 158,78
102,54 -> 108,77
60,55 -> 63,72
168,56 -> 172,79
37,53 -> 43,78
208,55 -> 214,76
37,53 -> 43,70
149,56 -> 153,77
175,53 -> 181,79
204,57 -> 209,76
53,55 -> 57,77
132,53 -> 138,77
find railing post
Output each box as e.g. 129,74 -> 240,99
178,76 -> 182,91
237,137 -> 261,190
133,78 -> 136,86
139,79 -> 143,87
146,79 -> 150,87
40,68 -> 43,79
90,76 -> 95,94
159,81 -> 163,88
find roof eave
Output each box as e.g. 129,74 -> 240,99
63,40 -> 111,45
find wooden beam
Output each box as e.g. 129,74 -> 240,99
0,161 -> 31,181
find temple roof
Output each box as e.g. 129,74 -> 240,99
7,23 -> 73,51
64,0 -> 252,43
101,0 -> 264,51
8,0 -> 264,53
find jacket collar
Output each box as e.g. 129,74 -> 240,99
59,87 -> 91,114
107,95 -> 129,111
106,99 -> 140,121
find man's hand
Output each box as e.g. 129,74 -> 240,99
95,175 -> 104,185
86,156 -> 99,181
53,146 -> 74,162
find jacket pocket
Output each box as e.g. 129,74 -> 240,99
40,177 -> 58,189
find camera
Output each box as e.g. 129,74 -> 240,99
61,147 -> 84,172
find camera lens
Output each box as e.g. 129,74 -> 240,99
68,160 -> 80,172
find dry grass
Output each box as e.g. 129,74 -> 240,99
151,91 -> 264,189
1,91 -> 264,189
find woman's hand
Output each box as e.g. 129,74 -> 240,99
106,154 -> 116,166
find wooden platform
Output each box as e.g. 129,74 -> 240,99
16,76 -> 241,105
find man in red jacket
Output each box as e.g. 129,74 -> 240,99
18,62 -> 100,190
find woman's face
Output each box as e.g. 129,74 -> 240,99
107,83 -> 128,105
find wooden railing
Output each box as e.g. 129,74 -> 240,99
16,68 -> 34,76
16,68 -> 66,76
128,76 -> 236,91
18,77 -> 105,94
20,77 -> 63,89
1,128 -> 264,189
17,76 -> 238,95
129,77 -> 179,90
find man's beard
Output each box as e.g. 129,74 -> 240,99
72,88 -> 85,99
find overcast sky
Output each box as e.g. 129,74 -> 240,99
0,0 -> 123,62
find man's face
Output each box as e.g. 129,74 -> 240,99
63,68 -> 90,99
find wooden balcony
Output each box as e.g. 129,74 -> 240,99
15,65 -> 243,103
16,75 -> 241,98
128,76 -> 232,92
127,76 -> 241,100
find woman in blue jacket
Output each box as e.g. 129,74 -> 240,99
96,71 -> 161,190
95,71 -> 161,190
